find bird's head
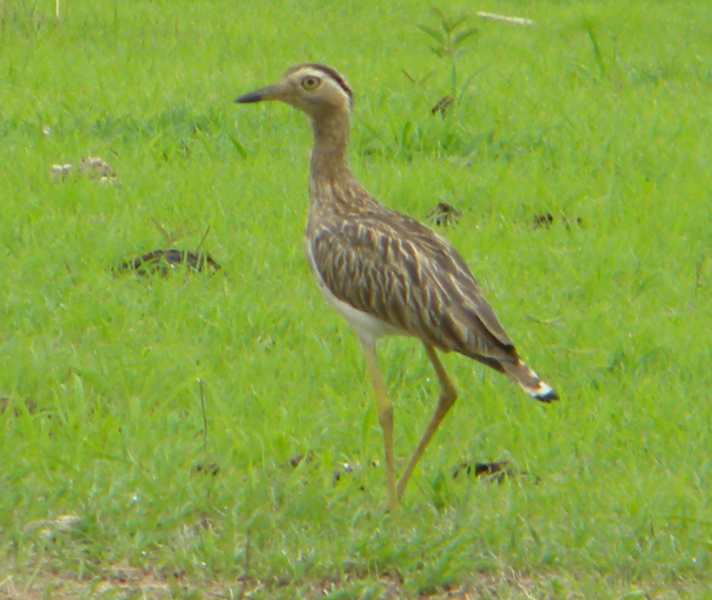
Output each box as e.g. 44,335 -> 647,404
235,63 -> 353,119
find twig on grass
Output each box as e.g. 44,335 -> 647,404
196,224 -> 211,253
236,528 -> 252,600
695,252 -> 709,296
476,11 -> 534,26
199,377 -> 207,450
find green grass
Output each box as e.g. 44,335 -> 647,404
1,0 -> 712,597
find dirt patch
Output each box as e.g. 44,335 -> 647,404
427,202 -> 462,227
1,565 -> 700,599
0,567 -> 545,600
116,249 -> 221,276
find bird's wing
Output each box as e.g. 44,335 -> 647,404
308,210 -> 516,360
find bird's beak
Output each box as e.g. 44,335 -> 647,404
234,83 -> 283,104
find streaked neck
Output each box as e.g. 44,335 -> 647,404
309,109 -> 353,189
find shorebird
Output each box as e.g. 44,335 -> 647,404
235,64 -> 558,506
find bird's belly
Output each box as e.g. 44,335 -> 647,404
316,281 -> 403,344
305,239 -> 406,344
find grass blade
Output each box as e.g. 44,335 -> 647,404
582,15 -> 606,76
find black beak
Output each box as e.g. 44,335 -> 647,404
235,90 -> 265,103
234,84 -> 281,104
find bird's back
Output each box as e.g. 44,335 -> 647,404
306,187 -> 520,367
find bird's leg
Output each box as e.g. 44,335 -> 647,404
396,344 -> 458,499
358,337 -> 398,508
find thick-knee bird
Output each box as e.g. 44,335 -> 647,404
236,64 -> 558,506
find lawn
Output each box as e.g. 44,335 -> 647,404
1,0 -> 711,598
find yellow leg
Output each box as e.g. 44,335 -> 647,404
396,344 -> 458,499
358,337 -> 398,508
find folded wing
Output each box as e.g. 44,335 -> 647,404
308,208 -> 519,367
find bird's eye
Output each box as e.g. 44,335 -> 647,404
301,76 -> 321,90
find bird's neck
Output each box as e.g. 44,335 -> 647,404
308,109 -> 358,205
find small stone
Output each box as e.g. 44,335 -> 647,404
50,163 -> 73,182
78,156 -> 116,179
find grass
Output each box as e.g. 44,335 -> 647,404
1,0 -> 712,597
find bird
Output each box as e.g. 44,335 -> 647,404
235,64 -> 558,507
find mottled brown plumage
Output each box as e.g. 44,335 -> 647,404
236,64 -> 558,506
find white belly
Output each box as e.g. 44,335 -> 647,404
305,240 -> 403,346
318,280 -> 402,345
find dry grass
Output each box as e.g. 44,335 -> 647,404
0,568 -> 581,600
1,563 -> 702,600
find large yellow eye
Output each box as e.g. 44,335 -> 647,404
301,76 -> 321,90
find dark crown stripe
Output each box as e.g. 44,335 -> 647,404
286,63 -> 353,102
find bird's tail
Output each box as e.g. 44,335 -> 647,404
501,359 -> 558,402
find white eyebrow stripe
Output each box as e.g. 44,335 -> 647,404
287,63 -> 354,105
